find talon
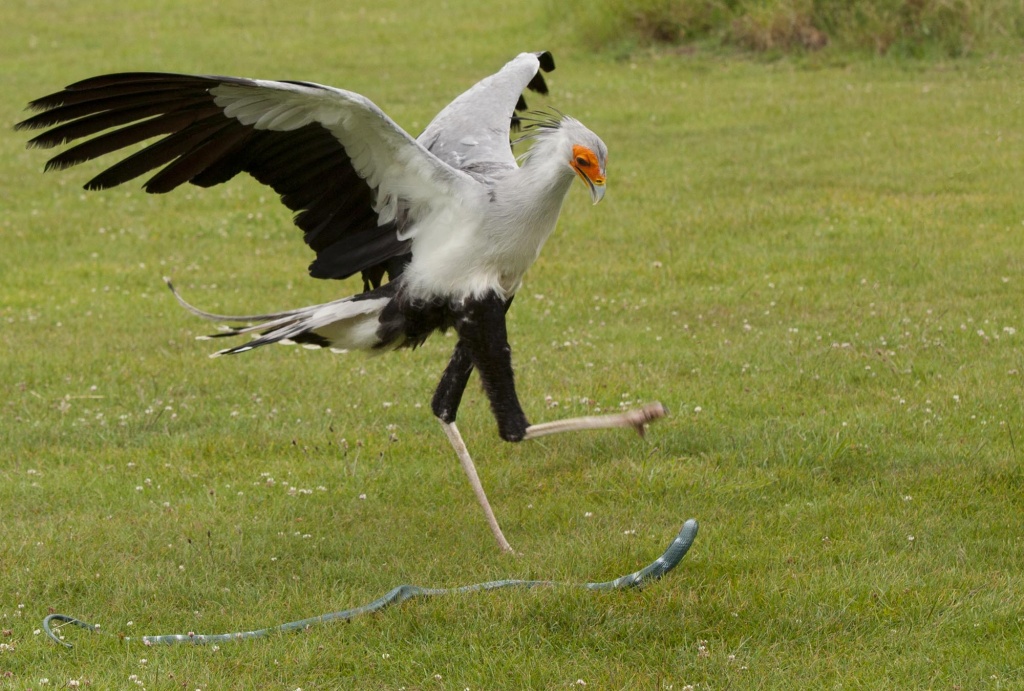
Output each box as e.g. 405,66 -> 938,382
632,402 -> 667,436
643,402 -> 668,422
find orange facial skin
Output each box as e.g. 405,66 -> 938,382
570,144 -> 606,204
570,144 -> 605,185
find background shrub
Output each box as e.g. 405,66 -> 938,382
554,0 -> 1024,56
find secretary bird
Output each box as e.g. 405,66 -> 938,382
16,51 -> 665,552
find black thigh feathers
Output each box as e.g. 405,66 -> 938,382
377,289 -> 528,441
441,294 -> 528,441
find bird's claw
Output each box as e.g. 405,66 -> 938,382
630,402 -> 667,437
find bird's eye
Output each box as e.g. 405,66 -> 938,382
575,156 -> 588,167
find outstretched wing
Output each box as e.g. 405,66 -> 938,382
15,73 -> 479,284
418,51 -> 555,176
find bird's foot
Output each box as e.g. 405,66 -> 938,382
522,402 -> 667,441
621,402 -> 668,437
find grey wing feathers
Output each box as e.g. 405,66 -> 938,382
418,51 -> 554,172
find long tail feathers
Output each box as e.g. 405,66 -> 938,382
163,278 -> 389,357
165,277 -> 308,322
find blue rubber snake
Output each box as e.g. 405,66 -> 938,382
43,519 -> 697,647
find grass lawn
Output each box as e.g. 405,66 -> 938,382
2,0 -> 1023,688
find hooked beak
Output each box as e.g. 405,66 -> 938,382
577,169 -> 606,205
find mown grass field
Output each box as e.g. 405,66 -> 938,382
3,0 -> 1023,688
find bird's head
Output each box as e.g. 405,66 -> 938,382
516,112 -> 608,204
569,141 -> 606,205
563,121 -> 607,205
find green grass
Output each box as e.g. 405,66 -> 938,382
3,0 -> 1024,688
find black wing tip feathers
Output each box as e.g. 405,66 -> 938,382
13,117 -> 40,133
526,73 -> 548,97
536,51 -> 555,73
515,51 -> 555,130
17,72 -> 193,115
525,52 -> 553,97
15,105 -> 67,135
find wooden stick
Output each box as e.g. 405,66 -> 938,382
439,419 -> 514,553
523,402 -> 667,441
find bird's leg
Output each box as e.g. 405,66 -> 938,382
451,293 -> 667,442
426,296 -> 525,553
434,295 -> 666,553
431,340 -> 474,424
523,402 -> 667,440
438,418 -> 513,553
433,342 -> 514,551
433,340 -> 513,552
